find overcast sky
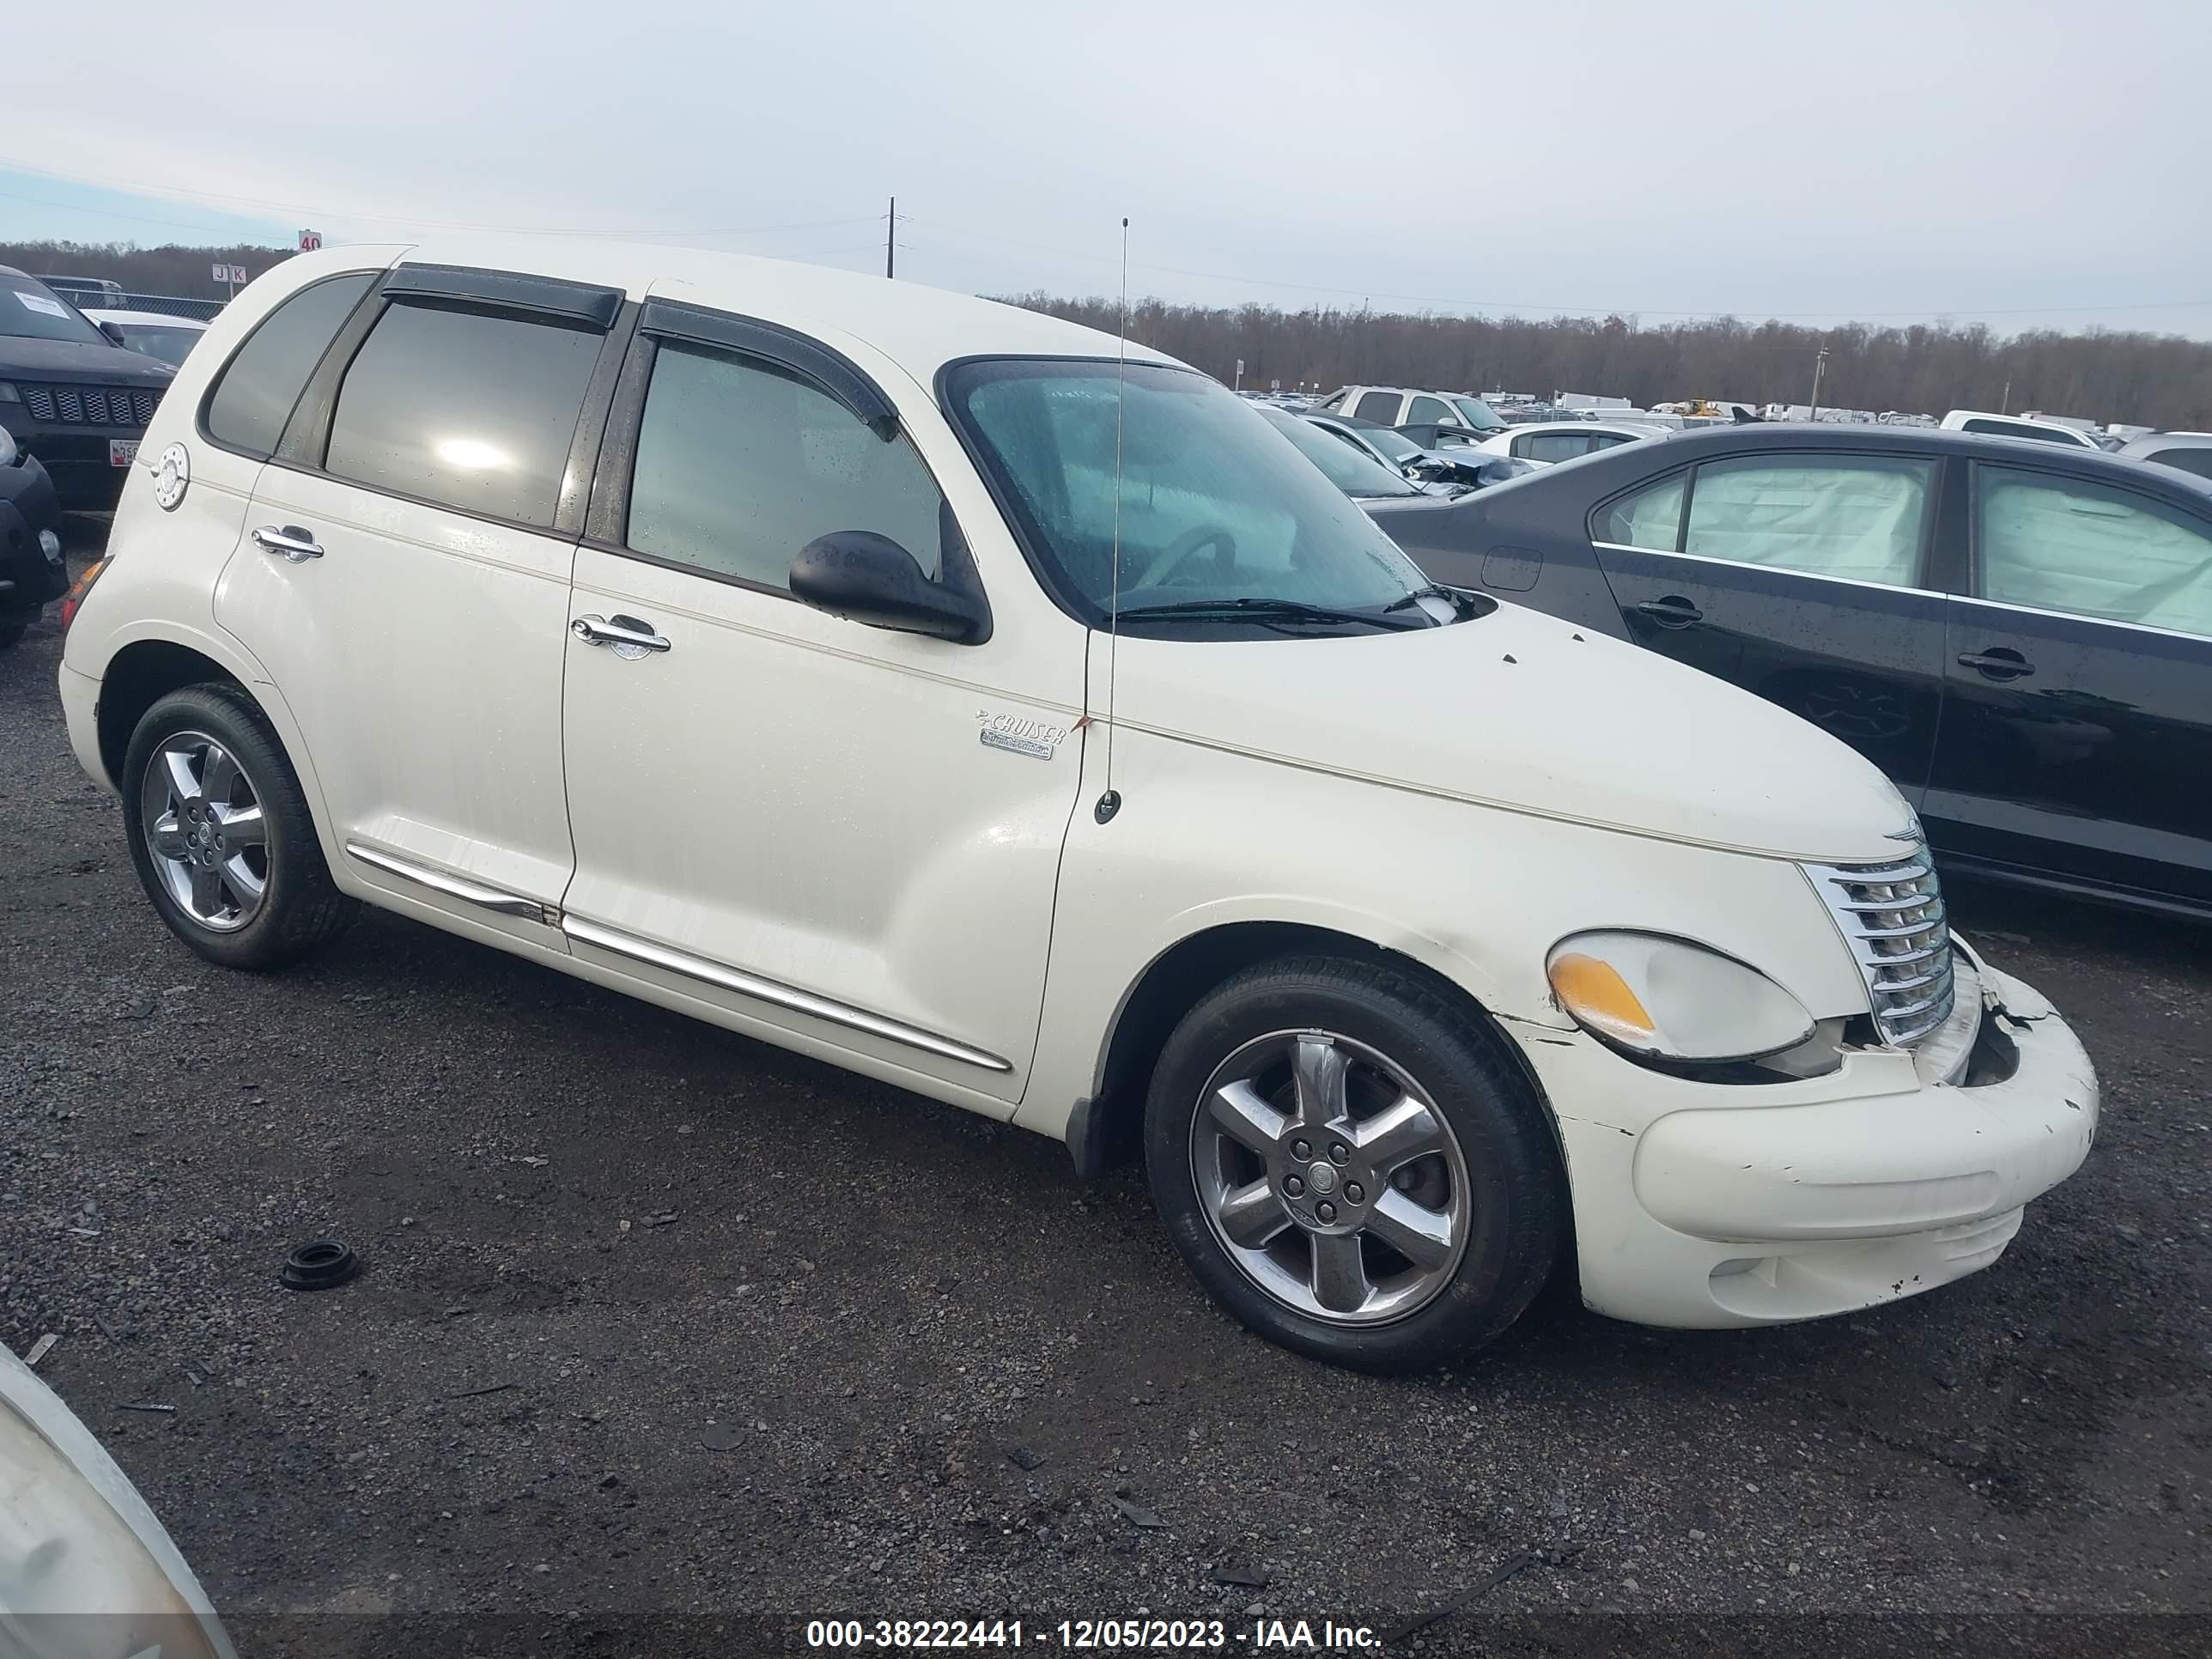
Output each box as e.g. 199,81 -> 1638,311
5,0 -> 2208,336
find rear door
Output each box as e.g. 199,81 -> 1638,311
1926,461 -> 2212,910
215,264 -> 629,933
1587,449 -> 1951,801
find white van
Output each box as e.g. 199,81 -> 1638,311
58,242 -> 2097,1370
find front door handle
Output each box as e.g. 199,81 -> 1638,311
252,524 -> 324,562
1957,647 -> 2034,680
1635,595 -> 1704,628
571,613 -> 672,655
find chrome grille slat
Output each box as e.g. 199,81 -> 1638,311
1802,842 -> 1956,1049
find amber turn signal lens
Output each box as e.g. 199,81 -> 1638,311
1547,951 -> 1657,1045
58,557 -> 106,636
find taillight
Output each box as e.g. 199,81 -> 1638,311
58,557 -> 107,636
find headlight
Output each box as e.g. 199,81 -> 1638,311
1546,930 -> 1816,1064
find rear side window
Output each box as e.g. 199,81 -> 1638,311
1408,395 -> 1451,425
1353,391 -> 1401,423
625,339 -> 946,591
1597,472 -> 1686,549
324,301 -> 601,526
1961,417 -> 2081,447
1684,454 -> 1935,586
203,273 -> 375,459
1523,432 -> 1596,464
2145,447 -> 2212,481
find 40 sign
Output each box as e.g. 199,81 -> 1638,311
298,229 -> 324,252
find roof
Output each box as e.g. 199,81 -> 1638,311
1653,421 -> 2212,499
80,308 -> 209,329
385,236 -> 1176,385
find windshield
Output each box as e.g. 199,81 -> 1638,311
109,323 -> 202,368
2,276 -> 106,344
1352,423 -> 1425,465
1252,403 -> 1422,498
1450,397 -> 1507,433
947,359 -> 1431,625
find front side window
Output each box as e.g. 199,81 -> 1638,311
1978,467 -> 2212,639
949,360 -> 1431,624
1352,390 -> 1401,423
1408,396 -> 1451,426
204,274 -> 375,459
325,300 -> 601,526
1597,473 -> 1686,550
626,339 -> 946,590
1683,454 -> 1935,586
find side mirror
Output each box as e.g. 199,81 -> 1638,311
98,321 -> 128,348
790,530 -> 990,644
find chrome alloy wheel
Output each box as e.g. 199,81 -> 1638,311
140,730 -> 269,933
1190,1030 -> 1471,1325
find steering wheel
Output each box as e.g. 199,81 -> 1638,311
1132,523 -> 1239,591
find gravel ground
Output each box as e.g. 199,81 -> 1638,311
2,522 -> 2207,1657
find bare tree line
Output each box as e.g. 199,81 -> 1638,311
999,294 -> 2212,430
8,240 -> 2206,428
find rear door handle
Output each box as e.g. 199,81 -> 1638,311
571,613 -> 672,655
1635,595 -> 1704,628
252,524 -> 324,562
1957,648 -> 2034,680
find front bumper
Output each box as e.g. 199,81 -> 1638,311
0,453 -> 67,614
1521,939 -> 2098,1328
0,416 -> 143,511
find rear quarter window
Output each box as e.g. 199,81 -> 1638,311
203,273 -> 377,459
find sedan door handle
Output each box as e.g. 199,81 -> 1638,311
252,524 -> 324,562
1635,595 -> 1704,628
1957,648 -> 2034,680
570,613 -> 672,654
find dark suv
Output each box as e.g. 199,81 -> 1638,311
2,266 -> 175,510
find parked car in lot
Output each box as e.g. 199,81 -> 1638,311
82,307 -> 210,369
1940,409 -> 2101,450
1371,423 -> 2212,920
1250,402 -> 1438,498
1,422 -> 66,647
59,242 -> 2096,1370
1471,418 -> 1668,465
1312,384 -> 1509,446
1,266 -> 175,510
1301,411 -> 1528,489
2116,430 -> 2212,481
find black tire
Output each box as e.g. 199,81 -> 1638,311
1145,954 -> 1564,1372
0,611 -> 30,649
120,682 -> 358,969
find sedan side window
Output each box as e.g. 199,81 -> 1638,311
2144,447 -> 2212,482
1682,454 -> 1935,586
1408,396 -> 1451,426
1978,467 -> 2212,640
626,339 -> 946,590
1525,432 -> 1595,465
1595,472 -> 1686,550
1353,391 -> 1401,423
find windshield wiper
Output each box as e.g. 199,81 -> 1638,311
1114,597 -> 1428,631
1382,584 -> 1472,617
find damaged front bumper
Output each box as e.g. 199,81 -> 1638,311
1518,935 -> 2100,1329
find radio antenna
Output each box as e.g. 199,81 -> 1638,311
1096,216 -> 1128,826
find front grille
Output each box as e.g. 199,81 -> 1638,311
1802,847 -> 1955,1048
19,384 -> 161,428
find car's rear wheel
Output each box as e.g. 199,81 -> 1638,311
121,684 -> 356,969
1146,954 -> 1563,1371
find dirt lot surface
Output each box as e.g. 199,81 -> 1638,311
3,525 -> 2207,1656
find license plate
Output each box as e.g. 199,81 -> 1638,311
110,440 -> 139,468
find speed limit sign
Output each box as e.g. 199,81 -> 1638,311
298,229 -> 324,252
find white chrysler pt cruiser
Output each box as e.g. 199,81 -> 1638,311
58,241 -> 2098,1370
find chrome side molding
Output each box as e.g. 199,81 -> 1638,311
343,842 -> 552,921
561,915 -> 1012,1073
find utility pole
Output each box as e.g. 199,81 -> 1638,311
2000,378 -> 2011,414
885,196 -> 896,280
1808,342 -> 1829,422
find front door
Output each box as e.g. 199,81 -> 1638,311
556,313 -> 1085,1102
1927,461 -> 2212,910
216,276 -> 620,923
1588,450 -> 1951,801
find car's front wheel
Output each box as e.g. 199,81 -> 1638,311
1146,954 -> 1564,1371
121,684 -> 357,969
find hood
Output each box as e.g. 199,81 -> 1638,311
0,334 -> 179,386
1111,600 -> 1917,863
